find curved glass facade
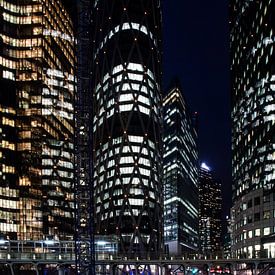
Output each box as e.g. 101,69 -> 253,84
92,0 -> 162,257
231,0 -> 275,258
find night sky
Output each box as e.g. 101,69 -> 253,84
162,1 -> 231,218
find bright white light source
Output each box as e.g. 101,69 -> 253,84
44,240 -> 55,245
96,240 -> 107,246
201,162 -> 210,171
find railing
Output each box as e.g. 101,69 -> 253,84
0,240 -> 75,263
0,240 -> 274,267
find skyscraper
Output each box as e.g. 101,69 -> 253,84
0,0 -> 75,240
163,83 -> 199,256
92,1 -> 163,256
231,0 -> 275,258
199,163 -> 222,257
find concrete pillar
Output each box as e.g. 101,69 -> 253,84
231,263 -> 237,275
58,267 -> 65,275
181,264 -> 185,275
9,264 -> 14,275
228,263 -> 235,275
162,264 -> 168,275
206,263 -> 212,275
160,265 -> 166,275
253,262 -> 259,275
111,264 -> 117,275
34,264 -> 39,275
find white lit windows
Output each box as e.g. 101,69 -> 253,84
255,228 -> 261,236
2,70 -> 15,80
119,104 -> 133,112
94,23 -> 156,57
264,227 -> 271,235
128,135 -> 143,143
119,94 -> 133,102
129,198 -> 144,206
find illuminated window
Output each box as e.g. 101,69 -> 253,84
255,229 -> 261,236
264,227 -> 271,236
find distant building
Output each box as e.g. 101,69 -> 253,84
230,0 -> 275,258
163,83 -> 199,256
0,0 -> 76,240
199,163 -> 222,256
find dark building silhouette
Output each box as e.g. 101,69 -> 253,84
223,215 -> 232,259
0,0 -> 75,240
230,0 -> 275,258
199,163 -> 222,256
163,83 -> 199,256
92,0 -> 163,257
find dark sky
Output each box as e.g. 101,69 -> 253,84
162,1 -> 231,218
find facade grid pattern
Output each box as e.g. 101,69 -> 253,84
230,0 -> 275,258
0,0 -> 75,241
163,85 -> 199,256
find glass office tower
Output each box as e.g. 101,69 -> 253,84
199,163 -> 222,257
231,0 -> 275,258
0,0 -> 75,240
163,84 -> 199,256
0,2 -> 19,238
92,0 -> 163,257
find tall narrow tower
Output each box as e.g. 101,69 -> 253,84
199,163 -> 222,257
92,0 -> 163,257
163,83 -> 199,256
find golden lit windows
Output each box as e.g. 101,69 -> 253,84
1,35 -> 42,48
18,72 -> 39,81
0,223 -> 18,232
0,0 -> 75,240
1,140 -> 15,150
1,1 -> 42,14
0,57 -> 17,69
17,142 -> 31,151
2,164 -> 15,174
19,177 -> 31,186
19,131 -> 31,139
2,117 -> 15,127
3,12 -> 41,25
2,70 -> 15,80
33,27 -> 42,35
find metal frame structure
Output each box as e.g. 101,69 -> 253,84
0,241 -> 273,274
74,0 -> 95,274
0,255 -> 274,275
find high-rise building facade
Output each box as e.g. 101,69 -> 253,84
0,0 -> 75,240
92,1 -> 163,257
231,0 -> 275,258
163,84 -> 199,256
199,163 -> 222,256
